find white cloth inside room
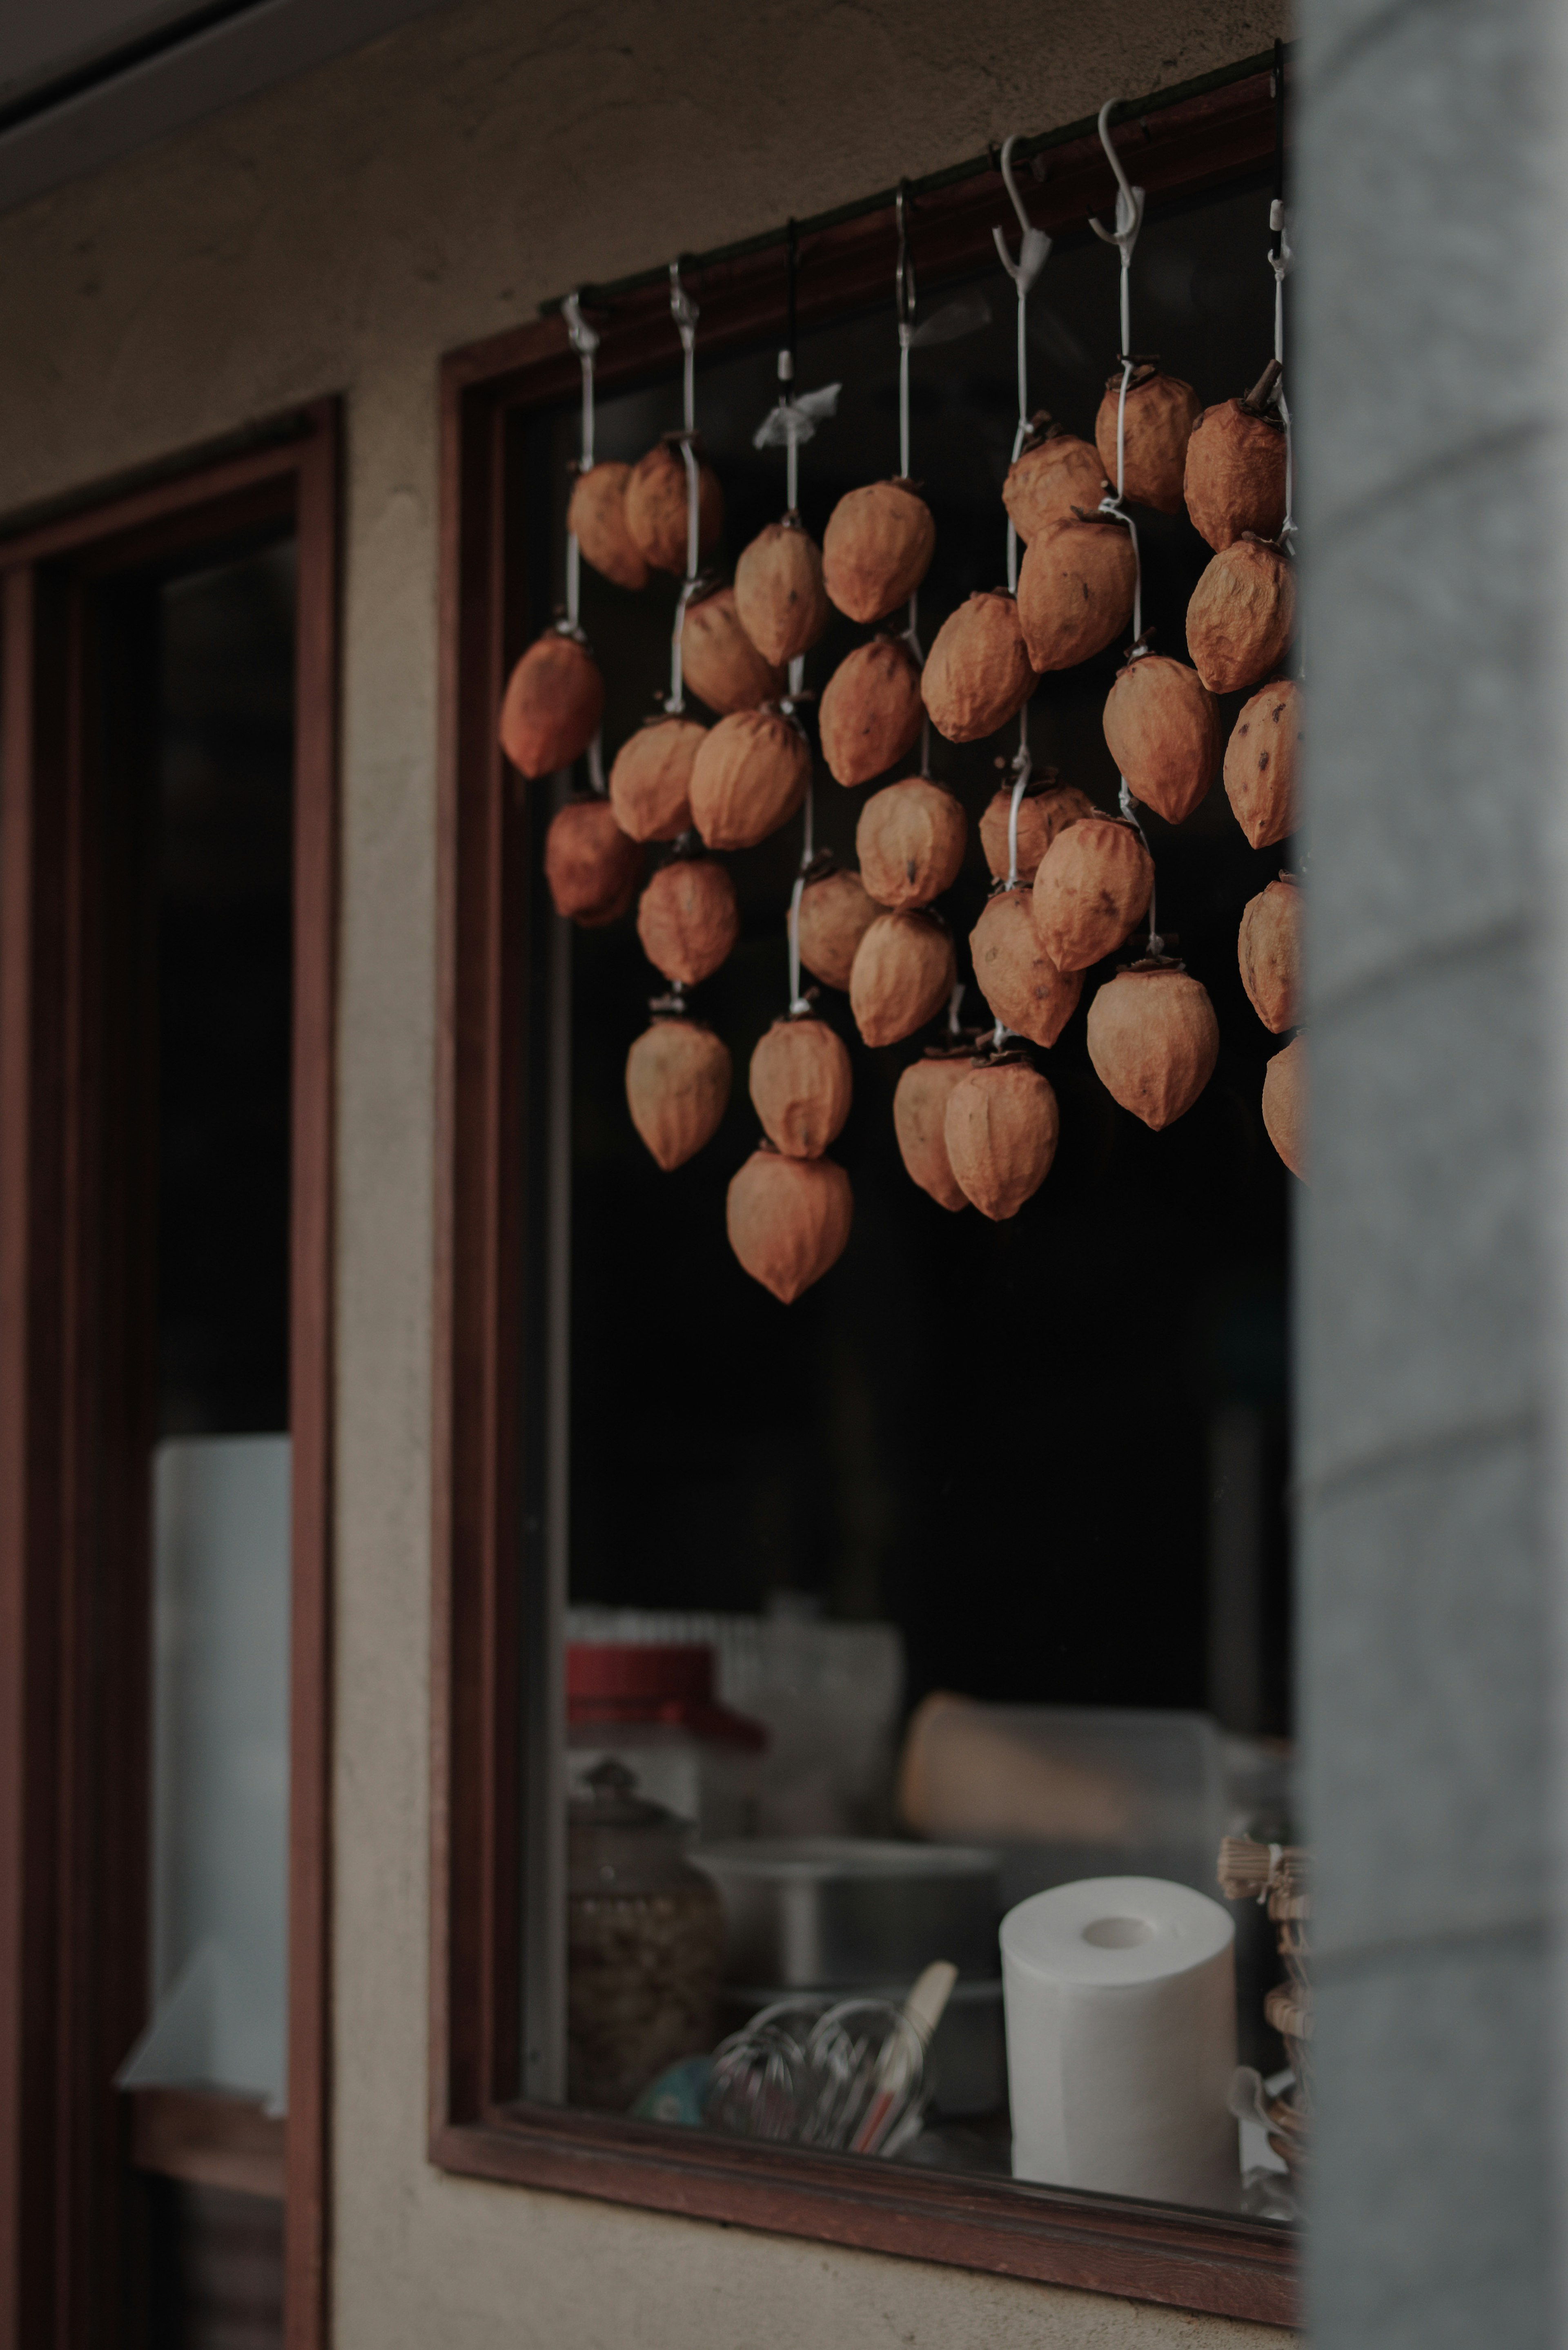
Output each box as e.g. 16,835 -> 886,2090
118,1434 -> 291,2111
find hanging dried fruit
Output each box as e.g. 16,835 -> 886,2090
733,517 -> 830,666
849,910 -> 956,1048
625,1017 -> 731,1170
1224,678 -> 1302,848
608,717 -> 706,843
688,709 -> 811,851
1002,417 -> 1107,545
498,631 -> 605,780
1032,813 -> 1153,972
1262,1035 -> 1306,1178
543,797 -> 643,926
922,591 -> 1037,742
1238,876 -> 1301,1033
1016,515 -> 1137,672
795,864 -> 882,990
944,1057 -> 1060,1220
1086,963 -> 1219,1130
680,585 -> 784,715
726,1148 -> 853,1302
624,437 -> 724,574
1094,364 -> 1201,514
969,888 -> 1082,1048
1187,537 -> 1296,696
821,480 -> 936,623
818,636 -> 924,787
855,778 -> 966,910
893,1049 -> 973,1211
1102,653 -> 1221,826
1183,365 -> 1288,551
979,781 -> 1094,885
566,462 -> 650,591
636,856 -> 740,986
749,1017 -> 853,1158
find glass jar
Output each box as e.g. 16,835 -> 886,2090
567,1641 -> 767,1838
567,1758 -> 726,2111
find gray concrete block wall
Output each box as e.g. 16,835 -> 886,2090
1298,0 -> 1558,2339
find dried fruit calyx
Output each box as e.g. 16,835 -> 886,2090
795,863 -> 882,991
1003,416 -> 1107,545
567,461 -> 650,592
636,855 -> 740,985
822,480 -> 935,624
893,1050 -> 974,1211
855,778 -> 966,910
1238,876 -> 1301,1033
624,437 -> 724,575
608,716 -> 706,843
979,780 -> 1094,885
1183,363 -> 1288,551
922,591 -> 1038,742
1017,516 -> 1137,672
1032,813 -> 1153,972
969,888 -> 1082,1048
727,1148 -> 853,1302
1086,963 -> 1218,1130
944,1057 -> 1060,1220
543,797 -> 642,926
849,910 -> 957,1048
749,1017 -> 852,1159
734,517 -> 829,666
498,630 -> 604,780
1102,652 -> 1221,827
1187,536 -> 1296,696
626,1017 -> 731,1169
1263,1035 -> 1306,1179
1095,362 -> 1201,515
680,584 -> 784,715
818,636 -> 924,788
688,708 -> 810,850
1224,678 -> 1301,849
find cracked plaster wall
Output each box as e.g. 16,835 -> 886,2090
0,1 -> 1292,2343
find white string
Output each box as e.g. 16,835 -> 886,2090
1090,99 -> 1148,644
560,290 -> 608,794
1003,744 -> 1032,891
1270,199 -> 1296,545
994,135 -> 1052,778
666,264 -> 703,715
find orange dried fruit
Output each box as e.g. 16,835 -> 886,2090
636,856 -> 740,986
1003,419 -> 1107,544
1183,372 -> 1288,551
624,438 -> 724,574
979,782 -> 1095,885
818,637 -> 924,787
922,591 -> 1037,742
608,717 -> 706,843
733,518 -> 830,666
1224,678 -> 1302,848
1086,965 -> 1218,1129
969,888 -> 1082,1048
1187,537 -> 1296,695
795,865 -> 882,991
1262,1035 -> 1307,1178
681,585 -> 784,715
892,1050 -> 974,1211
688,709 -> 810,850
726,1149 -> 853,1302
855,778 -> 966,911
543,797 -> 642,926
821,480 -> 935,623
498,631 -> 605,780
1017,516 -> 1137,672
849,910 -> 956,1048
1238,876 -> 1301,1033
944,1058 -> 1060,1220
567,461 -> 650,591
1094,363 -> 1201,514
1032,813 -> 1153,972
625,1018 -> 731,1170
1102,653 -> 1221,826
748,1017 -> 852,1159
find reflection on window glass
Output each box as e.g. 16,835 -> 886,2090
519,173 -> 1294,2218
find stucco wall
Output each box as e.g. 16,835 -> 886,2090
0,2 -> 1292,2342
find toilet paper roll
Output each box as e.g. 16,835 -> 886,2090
1000,1875 -> 1236,2209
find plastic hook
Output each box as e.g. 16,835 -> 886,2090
1089,99 -> 1145,262
561,289 -> 599,359
992,134 -> 1051,292
894,181 -> 917,346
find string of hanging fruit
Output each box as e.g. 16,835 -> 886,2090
496,101 -> 1305,1304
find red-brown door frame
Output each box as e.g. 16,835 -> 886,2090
0,403 -> 339,2350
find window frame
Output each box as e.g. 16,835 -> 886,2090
0,405 -> 340,2350
432,70 -> 1298,2328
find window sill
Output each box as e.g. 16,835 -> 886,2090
128,2085 -> 285,2201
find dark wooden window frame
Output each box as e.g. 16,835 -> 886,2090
432,73 -> 1298,2332
0,403 -> 339,2350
